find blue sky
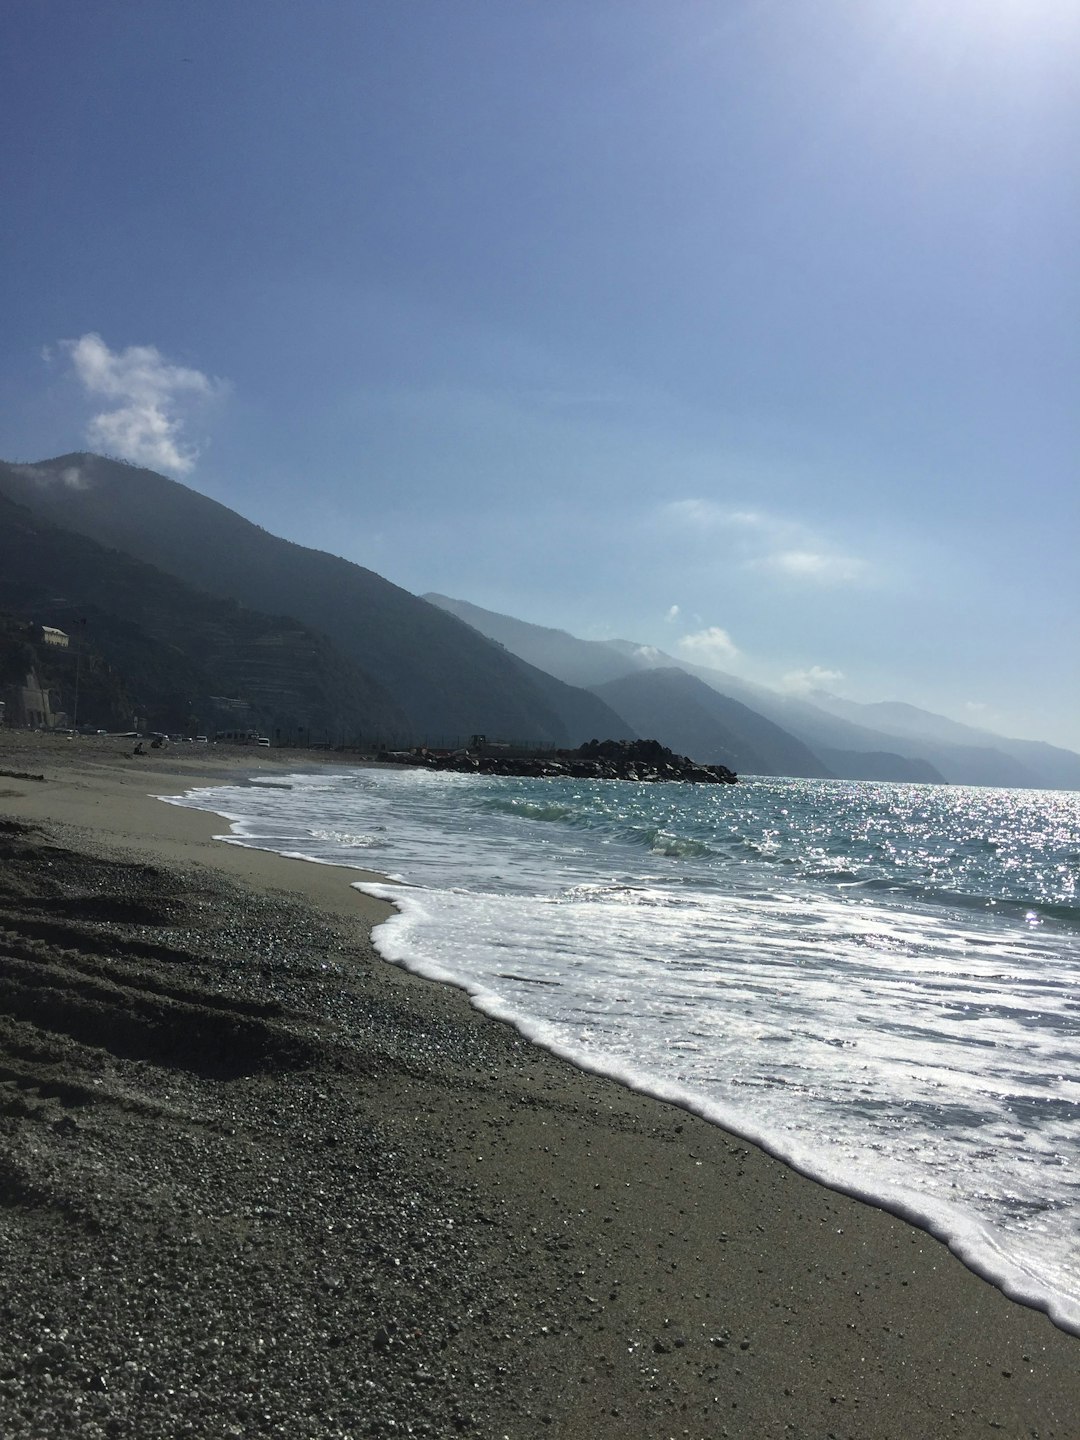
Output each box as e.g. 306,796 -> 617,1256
2,1 -> 1078,749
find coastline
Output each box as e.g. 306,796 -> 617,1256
1,733 -> 1078,1438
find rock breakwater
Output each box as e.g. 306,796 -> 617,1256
380,737 -> 737,783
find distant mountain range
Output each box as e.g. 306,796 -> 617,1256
1,451 -> 1076,788
590,669 -> 833,779
804,693 -> 1080,789
426,593 -> 1080,789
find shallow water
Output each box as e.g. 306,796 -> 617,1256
165,768 -> 1080,1333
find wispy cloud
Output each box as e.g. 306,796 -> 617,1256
664,498 -> 731,528
677,626 -> 740,666
11,461 -> 88,490
665,604 -> 680,623
59,333 -> 224,475
663,499 -> 869,587
782,665 -> 845,693
754,550 -> 867,584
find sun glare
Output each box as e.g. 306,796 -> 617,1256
903,0 -> 1080,52
864,0 -> 1080,111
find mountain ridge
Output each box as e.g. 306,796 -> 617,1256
6,454 -> 1075,785
807,691 -> 1080,790
590,668 -> 833,778
425,593 -> 1076,787
0,488 -> 409,738
0,455 -> 630,747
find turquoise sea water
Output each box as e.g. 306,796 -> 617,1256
165,769 -> 1080,1333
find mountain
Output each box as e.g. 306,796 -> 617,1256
814,748 -> 945,784
591,669 -> 833,777
0,455 -> 629,747
425,593 -> 655,689
424,592 -> 1080,787
0,490 -> 409,738
8,456 -> 1073,783
712,683 -> 1041,787
808,693 -> 1080,791
497,649 -> 637,747
425,594 -> 936,781
427,593 -> 753,699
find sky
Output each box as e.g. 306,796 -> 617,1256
2,0 -> 1078,749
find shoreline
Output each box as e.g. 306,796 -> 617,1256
177,760 -> 1080,1340
1,732 -> 1078,1438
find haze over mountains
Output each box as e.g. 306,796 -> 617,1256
2,452 -> 1078,789
426,594 -> 1080,791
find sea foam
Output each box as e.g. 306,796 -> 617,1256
163,767 -> 1080,1334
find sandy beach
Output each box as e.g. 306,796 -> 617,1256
1,732 -> 1077,1439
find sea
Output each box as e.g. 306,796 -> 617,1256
163,767 -> 1080,1334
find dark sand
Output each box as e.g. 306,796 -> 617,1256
1,732 -> 1077,1439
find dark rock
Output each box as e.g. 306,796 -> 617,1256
379,738 -> 737,785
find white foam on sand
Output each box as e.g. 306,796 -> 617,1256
161,769 -> 1080,1337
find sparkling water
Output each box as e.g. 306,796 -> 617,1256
164,768 -> 1080,1333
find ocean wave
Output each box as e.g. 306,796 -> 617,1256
483,797 -> 580,823
309,827 -> 389,850
640,828 -> 714,858
168,767 -> 1080,1336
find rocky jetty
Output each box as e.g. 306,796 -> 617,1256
380,736 -> 737,784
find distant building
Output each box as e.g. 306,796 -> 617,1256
14,671 -> 53,729
41,626 -> 69,648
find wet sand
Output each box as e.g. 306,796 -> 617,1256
1,731 -> 1077,1438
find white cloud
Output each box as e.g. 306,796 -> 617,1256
665,604 -> 680,622
663,498 -> 742,529
756,549 -> 868,584
782,665 -> 845,693
59,333 -> 224,475
663,498 -> 869,586
11,461 -> 87,490
663,499 -> 776,532
677,626 -> 740,666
